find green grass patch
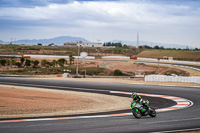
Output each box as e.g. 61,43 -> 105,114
138,49 -> 200,61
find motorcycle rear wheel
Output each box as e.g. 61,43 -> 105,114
132,109 -> 142,119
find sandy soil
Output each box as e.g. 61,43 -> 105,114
172,66 -> 200,76
180,131 -> 200,133
0,84 -> 130,119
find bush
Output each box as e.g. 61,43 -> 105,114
25,59 -> 31,67
16,62 -> 22,68
114,69 -> 123,76
0,60 -> 6,66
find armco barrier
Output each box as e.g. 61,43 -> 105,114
138,57 -> 200,65
145,75 -> 200,84
102,56 -> 129,59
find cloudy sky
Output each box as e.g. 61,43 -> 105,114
0,0 -> 200,47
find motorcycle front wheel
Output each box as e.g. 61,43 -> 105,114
132,109 -> 142,119
149,108 -> 156,117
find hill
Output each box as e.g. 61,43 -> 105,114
4,36 -> 90,46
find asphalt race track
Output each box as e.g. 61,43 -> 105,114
0,77 -> 200,133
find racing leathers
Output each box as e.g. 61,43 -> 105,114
131,94 -> 149,113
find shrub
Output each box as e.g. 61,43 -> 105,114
16,62 -> 22,68
25,59 -> 31,67
114,69 -> 123,76
0,60 -> 6,66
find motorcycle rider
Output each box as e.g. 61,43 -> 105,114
131,92 -> 149,113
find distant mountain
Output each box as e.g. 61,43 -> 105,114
111,40 -> 192,49
4,36 -> 90,45
0,40 -> 3,44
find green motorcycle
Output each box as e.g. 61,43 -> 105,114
131,100 -> 156,119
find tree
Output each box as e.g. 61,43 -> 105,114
123,44 -> 128,48
11,59 -> 16,67
32,60 -> 40,68
144,45 -> 152,49
52,60 -> 58,67
154,45 -> 160,49
115,42 -> 122,47
46,61 -> 53,67
107,42 -> 112,46
72,57 -> 75,64
58,58 -> 66,67
16,62 -> 22,68
69,54 -> 75,64
0,60 -> 6,66
6,60 -> 10,66
139,46 -> 143,49
48,43 -> 55,46
20,58 -> 25,66
160,46 -> 165,49
41,60 -> 47,67
25,59 -> 31,67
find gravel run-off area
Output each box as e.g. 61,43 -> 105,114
0,84 -> 130,119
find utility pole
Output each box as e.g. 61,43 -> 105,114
10,37 -> 13,44
76,45 -> 80,76
136,31 -> 139,54
137,31 -> 139,48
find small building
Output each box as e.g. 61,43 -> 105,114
63,42 -> 78,47
163,56 -> 173,60
77,41 -> 102,48
63,41 -> 102,48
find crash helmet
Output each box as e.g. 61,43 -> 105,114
131,92 -> 137,99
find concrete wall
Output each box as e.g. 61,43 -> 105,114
102,56 -> 129,59
24,54 -> 95,59
145,75 -> 200,84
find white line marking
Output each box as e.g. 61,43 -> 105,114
177,102 -> 190,104
151,128 -> 200,133
80,115 -> 109,119
128,83 -> 145,85
23,118 -> 56,121
0,82 -> 109,93
192,86 -> 200,88
0,82 -> 194,123
173,105 -> 188,107
175,99 -> 189,101
147,117 -> 200,124
156,109 -> 173,111
163,96 -> 179,99
110,91 -> 193,112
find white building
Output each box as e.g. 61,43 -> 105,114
63,42 -> 77,47
63,41 -> 102,48
77,41 -> 102,48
